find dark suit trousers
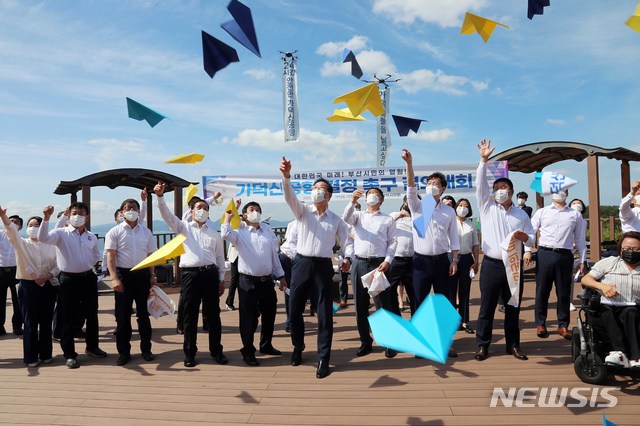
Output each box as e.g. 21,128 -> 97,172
181,268 -> 222,358
58,272 -> 99,359
386,256 -> 417,316
114,268 -> 152,355
0,266 -> 22,329
449,253 -> 475,324
534,249 -> 574,328
352,257 -> 392,345
19,280 -> 57,364
413,253 -> 451,307
238,274 -> 277,357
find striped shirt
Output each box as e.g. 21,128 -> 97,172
588,256 -> 640,306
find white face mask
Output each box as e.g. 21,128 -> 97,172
69,214 -> 85,228
193,209 -> 209,222
247,210 -> 261,223
551,191 -> 567,202
425,185 -> 440,197
311,189 -> 326,203
517,198 -> 526,206
634,196 -> 640,205
571,204 -> 583,212
494,189 -> 510,204
456,207 -> 469,218
366,193 -> 380,206
26,226 -> 39,239
123,211 -> 139,222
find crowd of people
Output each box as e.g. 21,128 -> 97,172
1,139 -> 639,379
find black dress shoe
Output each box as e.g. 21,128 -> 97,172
356,343 -> 373,357
316,360 -> 330,379
448,347 -> 458,358
243,355 -> 260,366
385,348 -> 397,358
508,347 -> 528,361
291,346 -> 304,366
474,346 -> 488,361
176,327 -> 184,335
259,346 -> 282,356
116,354 -> 131,366
463,324 -> 475,334
211,352 -> 228,365
142,352 -> 155,362
184,357 -> 196,367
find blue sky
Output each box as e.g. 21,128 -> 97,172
1,0 -> 640,227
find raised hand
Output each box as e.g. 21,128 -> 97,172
153,181 -> 166,197
477,139 -> 495,161
280,156 -> 291,178
43,205 -> 54,221
401,149 -> 412,164
141,187 -> 148,202
351,189 -> 364,204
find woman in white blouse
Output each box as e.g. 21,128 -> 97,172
1,208 -> 59,367
450,198 -> 480,334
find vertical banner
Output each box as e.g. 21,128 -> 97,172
377,86 -> 390,167
282,55 -> 299,143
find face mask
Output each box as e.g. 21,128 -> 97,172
118,216 -> 125,223
123,211 -> 139,222
456,207 -> 469,218
494,189 -> 510,204
366,193 -> 380,206
247,211 -> 261,223
517,198 -> 525,206
425,185 -> 440,197
26,226 -> 39,239
571,204 -> 583,212
311,189 -> 326,203
634,196 -> 640,205
621,250 -> 640,265
69,214 -> 85,228
551,191 -> 567,202
193,209 -> 209,222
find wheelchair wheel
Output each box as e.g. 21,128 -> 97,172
574,354 -> 607,384
571,327 -> 580,362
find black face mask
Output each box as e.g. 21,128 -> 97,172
621,250 -> 640,265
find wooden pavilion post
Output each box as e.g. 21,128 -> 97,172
82,184 -> 91,231
587,156 -> 601,262
621,160 -> 630,198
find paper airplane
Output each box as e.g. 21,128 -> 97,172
528,0 -> 550,20
334,83 -> 384,117
185,184 -> 198,205
412,194 -> 436,238
332,303 -> 340,314
126,97 -> 168,128
165,153 -> 205,164
326,108 -> 366,122
626,3 -> 640,32
131,234 -> 187,271
602,415 -> 618,426
221,199 -> 242,229
392,115 -> 428,137
368,293 -> 461,363
342,49 -> 363,79
529,171 -> 577,195
461,12 -> 510,43
202,30 -> 239,78
221,0 -> 261,57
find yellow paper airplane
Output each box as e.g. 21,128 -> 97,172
626,3 -> 640,32
184,184 -> 198,205
461,12 -> 509,43
131,234 -> 187,271
333,83 -> 384,117
165,153 -> 205,164
220,199 -> 242,229
326,108 -> 366,122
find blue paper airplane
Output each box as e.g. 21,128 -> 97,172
412,194 -> 436,238
342,49 -> 363,79
530,171 -> 577,196
332,303 -> 340,314
528,0 -> 550,20
368,293 -> 460,363
221,0 -> 261,57
392,115 -> 428,137
202,30 -> 239,78
602,415 -> 618,426
126,97 -> 168,128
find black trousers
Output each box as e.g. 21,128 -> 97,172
225,258 -> 239,307
58,271 -> 99,359
534,249 -> 574,328
18,280 -> 57,364
238,274 -> 277,357
278,253 -> 293,327
352,257 -> 392,345
289,254 -> 334,362
176,290 -> 209,330
387,256 -> 416,316
598,305 -> 640,360
475,256 -> 524,350
413,253 -> 451,306
448,253 -> 475,324
181,268 -> 222,358
0,266 -> 22,329
114,268 -> 152,355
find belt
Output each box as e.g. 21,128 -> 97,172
394,256 -> 413,261
181,264 -> 217,272
539,246 -> 572,255
483,255 -> 503,265
60,270 -> 95,277
116,267 -> 148,274
415,252 -> 447,260
355,255 -> 385,263
1,266 -> 17,272
240,273 -> 271,282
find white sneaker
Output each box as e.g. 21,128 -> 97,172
629,359 -> 640,369
569,303 -> 576,311
605,351 -> 629,368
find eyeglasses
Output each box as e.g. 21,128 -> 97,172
621,247 -> 640,252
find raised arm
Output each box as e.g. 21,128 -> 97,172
619,180 -> 640,222
153,182 -> 187,235
220,210 -> 239,245
37,205 -> 58,244
280,156 -> 306,220
475,139 -> 495,211
342,189 -> 363,225
401,149 -> 421,214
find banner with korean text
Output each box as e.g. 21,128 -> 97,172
376,86 -> 390,167
282,55 -> 299,143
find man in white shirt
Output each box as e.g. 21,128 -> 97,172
619,180 -> 640,232
221,201 -> 285,366
524,189 -> 586,340
154,182 -> 227,368
342,188 -> 397,358
0,214 -> 23,336
279,156 -> 349,379
39,202 -> 105,369
474,140 -> 535,361
105,198 -> 158,366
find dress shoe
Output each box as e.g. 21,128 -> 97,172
13,327 -> 23,336
385,348 -> 397,358
316,360 -> 330,379
176,327 -> 184,335
536,325 -> 549,338
116,354 -> 131,366
474,346 -> 488,361
225,304 -> 236,311
339,300 -> 348,308
508,347 -> 528,361
66,358 -> 79,369
211,352 -> 228,365
462,324 -> 475,334
356,343 -> 373,357
184,357 -> 196,368
291,346 -> 304,366
498,305 -> 506,313
142,352 -> 155,362
85,348 -> 107,358
557,327 -> 571,340
448,347 -> 458,358
243,355 -> 260,366
259,346 -> 282,356
285,324 -> 291,333
0,326 -> 6,336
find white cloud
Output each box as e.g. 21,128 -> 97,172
243,69 -> 276,80
316,35 -> 369,57
85,138 -> 155,170
407,128 -> 455,142
372,0 -> 488,27
575,115 -> 586,122
546,118 -> 566,126
398,69 -> 488,96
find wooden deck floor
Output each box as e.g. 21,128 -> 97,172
1,268 -> 639,425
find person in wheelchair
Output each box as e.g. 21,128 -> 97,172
581,231 -> 640,369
